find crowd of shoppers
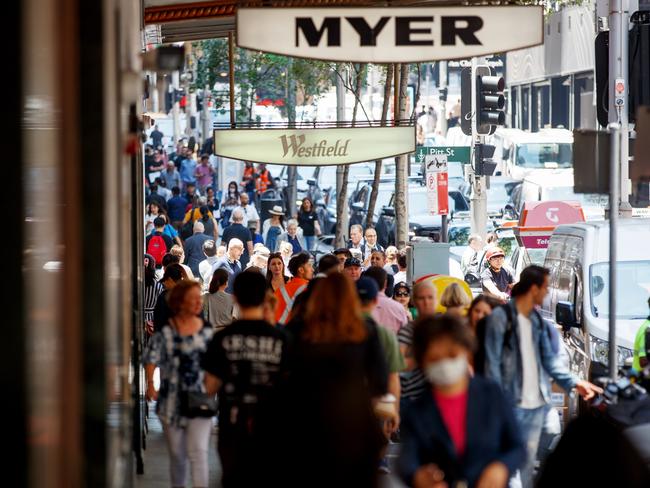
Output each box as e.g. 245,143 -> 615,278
142,145 -> 611,488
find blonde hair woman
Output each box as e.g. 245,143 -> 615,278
440,282 -> 471,317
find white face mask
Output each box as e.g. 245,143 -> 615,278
425,356 -> 468,386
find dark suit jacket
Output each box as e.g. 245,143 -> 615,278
398,376 -> 525,487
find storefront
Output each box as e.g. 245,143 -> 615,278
506,4 -> 597,131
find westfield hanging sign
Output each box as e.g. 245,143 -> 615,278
237,7 -> 544,62
213,127 -> 415,166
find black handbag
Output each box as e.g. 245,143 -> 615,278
179,390 -> 218,418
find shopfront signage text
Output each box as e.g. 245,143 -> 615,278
214,126 -> 415,166
237,7 -> 544,62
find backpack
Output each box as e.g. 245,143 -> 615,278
147,234 -> 167,265
180,207 -> 197,240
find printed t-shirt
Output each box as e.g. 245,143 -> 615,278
201,320 -> 289,439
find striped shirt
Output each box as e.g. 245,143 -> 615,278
144,281 -> 164,322
397,322 -> 428,400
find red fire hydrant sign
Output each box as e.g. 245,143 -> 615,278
425,154 -> 449,215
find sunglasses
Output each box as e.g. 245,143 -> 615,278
395,292 -> 409,297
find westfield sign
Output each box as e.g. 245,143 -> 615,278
213,127 -> 415,166
280,134 -> 350,158
237,7 -> 544,62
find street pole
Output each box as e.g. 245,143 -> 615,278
439,61 -> 448,137
228,32 -> 236,128
608,123 -> 620,379
609,0 -> 632,216
335,66 -> 348,247
470,57 -> 488,240
171,70 -> 181,144
151,72 -> 159,113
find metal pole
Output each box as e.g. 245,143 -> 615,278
441,215 -> 448,242
439,61 -> 448,136
609,0 -> 632,216
608,123 -> 620,379
470,57 -> 487,240
171,71 -> 181,144
151,72 -> 159,113
228,32 -> 236,128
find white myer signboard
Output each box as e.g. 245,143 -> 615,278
213,126 -> 415,166
237,7 -> 543,62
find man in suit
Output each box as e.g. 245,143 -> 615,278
211,238 -> 244,293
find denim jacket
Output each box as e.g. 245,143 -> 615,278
484,301 -> 577,406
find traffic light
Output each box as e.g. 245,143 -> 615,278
595,11 -> 650,127
474,143 -> 498,176
196,95 -> 203,111
476,73 -> 505,135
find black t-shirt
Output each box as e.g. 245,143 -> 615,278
297,210 -> 317,236
481,266 -> 514,293
151,129 -> 163,147
201,320 -> 289,439
144,154 -> 156,176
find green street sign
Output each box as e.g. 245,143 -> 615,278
416,146 -> 471,164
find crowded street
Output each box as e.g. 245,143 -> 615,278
8,1 -> 650,487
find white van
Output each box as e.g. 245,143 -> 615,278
496,128 -> 573,181
515,173 -> 609,221
542,219 -> 650,392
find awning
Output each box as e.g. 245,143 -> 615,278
143,0 -> 472,43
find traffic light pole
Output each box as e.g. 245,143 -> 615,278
609,0 -> 632,216
171,70 -> 181,144
439,61 -> 448,136
470,57 -> 488,240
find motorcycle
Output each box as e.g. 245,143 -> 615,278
536,365 -> 650,487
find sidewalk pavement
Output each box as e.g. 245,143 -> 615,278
134,403 -> 406,488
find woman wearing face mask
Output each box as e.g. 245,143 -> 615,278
398,315 -> 525,488
220,181 -> 240,228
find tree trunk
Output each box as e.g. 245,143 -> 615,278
286,59 -> 298,217
335,64 -> 365,246
366,64 -> 394,227
395,63 -> 410,248
334,65 -> 347,247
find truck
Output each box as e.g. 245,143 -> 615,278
493,128 -> 573,181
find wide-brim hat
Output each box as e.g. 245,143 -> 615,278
269,206 -> 285,216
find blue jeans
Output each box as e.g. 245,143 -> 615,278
304,235 -> 316,251
513,405 -> 548,488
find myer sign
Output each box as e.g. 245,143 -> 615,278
237,7 -> 543,62
213,126 -> 415,166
